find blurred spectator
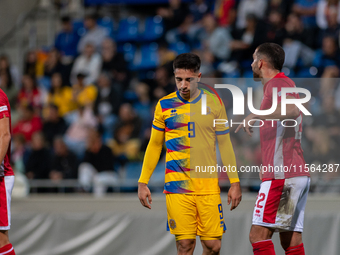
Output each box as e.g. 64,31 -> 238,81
24,51 -> 38,78
229,14 -> 266,66
236,0 -> 267,29
108,103 -> 142,164
42,104 -> 68,147
266,10 -> 286,45
43,48 -> 64,78
101,38 -> 127,75
47,72 -> 77,117
94,72 -> 121,140
0,55 -> 20,89
200,13 -> 233,61
158,0 -> 189,32
64,106 -> 97,158
189,0 -> 211,23
0,70 -> 17,107
25,132 -> 51,179
71,43 -> 102,85
78,129 -> 117,196
11,134 -> 28,174
316,0 -> 340,29
293,0 -> 318,27
158,43 -> 176,66
152,65 -> 176,100
13,105 -> 42,142
318,5 -> 340,44
313,36 -> 340,75
214,0 -> 236,27
77,13 -> 108,53
311,96 -> 340,138
17,74 -> 42,108
54,16 -> 80,59
304,127 -> 338,164
50,137 -> 78,180
133,82 -> 153,135
284,13 -> 316,49
71,73 -> 98,107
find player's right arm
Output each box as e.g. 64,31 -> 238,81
138,101 -> 165,209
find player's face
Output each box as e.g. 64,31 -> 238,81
251,51 -> 262,81
174,68 -> 201,100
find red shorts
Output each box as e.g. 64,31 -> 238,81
252,176 -> 310,232
0,176 -> 14,230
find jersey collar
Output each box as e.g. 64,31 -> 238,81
176,89 -> 203,104
263,72 -> 285,92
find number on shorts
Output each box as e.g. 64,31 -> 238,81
256,193 -> 266,209
218,204 -> 223,220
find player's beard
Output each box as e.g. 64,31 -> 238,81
252,68 -> 261,82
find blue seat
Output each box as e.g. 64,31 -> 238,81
140,16 -> 164,41
97,16 -> 115,38
116,16 -> 139,42
73,20 -> 86,36
169,42 -> 190,55
131,43 -> 159,70
118,43 -> 136,63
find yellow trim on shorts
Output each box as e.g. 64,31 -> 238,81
200,236 -> 222,241
175,234 -> 196,241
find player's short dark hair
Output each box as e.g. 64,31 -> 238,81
256,43 -> 285,71
173,53 -> 201,73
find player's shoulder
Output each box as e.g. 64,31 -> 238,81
269,72 -> 295,88
159,91 -> 178,101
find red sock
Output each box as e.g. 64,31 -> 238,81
252,239 -> 276,255
285,243 -> 305,255
0,243 -> 15,255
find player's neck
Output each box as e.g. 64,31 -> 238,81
261,69 -> 281,85
188,88 -> 200,102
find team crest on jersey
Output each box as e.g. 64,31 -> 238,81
170,109 -> 177,116
206,106 -> 211,115
169,219 -> 176,229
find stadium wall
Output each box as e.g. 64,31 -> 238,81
10,194 -> 340,255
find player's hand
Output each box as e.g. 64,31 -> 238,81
228,182 -> 242,211
138,182 -> 152,209
235,114 -> 257,137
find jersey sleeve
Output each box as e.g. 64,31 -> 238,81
214,101 -> 230,135
0,95 -> 10,119
152,101 -> 165,132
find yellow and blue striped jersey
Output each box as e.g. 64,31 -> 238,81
152,89 -> 230,194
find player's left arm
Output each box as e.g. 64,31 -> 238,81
215,102 -> 242,211
217,134 -> 242,211
235,95 -> 300,136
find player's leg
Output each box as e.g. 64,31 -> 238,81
176,237 -> 196,255
166,194 -> 197,255
249,225 -> 275,255
197,194 -> 224,255
200,238 -> 221,255
0,176 -> 16,254
250,179 -> 282,254
280,231 -> 305,254
279,177 -> 310,255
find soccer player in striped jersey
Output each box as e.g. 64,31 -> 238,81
138,53 -> 242,255
236,43 -> 310,255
